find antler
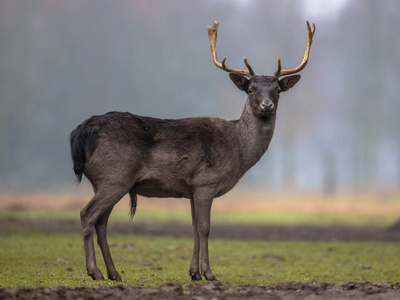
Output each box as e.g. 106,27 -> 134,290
273,21 -> 316,78
207,21 -> 255,78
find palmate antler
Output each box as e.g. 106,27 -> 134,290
273,21 -> 316,78
207,21 -> 256,78
207,21 -> 316,79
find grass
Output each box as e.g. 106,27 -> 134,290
1,191 -> 400,288
1,231 -> 400,288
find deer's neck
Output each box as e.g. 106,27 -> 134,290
235,100 -> 276,173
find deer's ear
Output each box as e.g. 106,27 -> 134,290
229,73 -> 249,92
279,75 -> 301,92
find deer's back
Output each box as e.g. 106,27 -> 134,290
82,112 -> 242,198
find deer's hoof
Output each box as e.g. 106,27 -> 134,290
202,270 -> 217,281
190,272 -> 202,281
108,272 -> 122,282
88,269 -> 105,281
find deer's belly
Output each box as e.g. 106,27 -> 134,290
132,178 -> 192,198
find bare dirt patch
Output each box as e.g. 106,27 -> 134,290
1,281 -> 400,300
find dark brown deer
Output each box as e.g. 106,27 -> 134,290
70,21 -> 315,282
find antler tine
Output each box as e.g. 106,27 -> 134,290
243,57 -> 255,77
273,21 -> 316,78
208,21 -> 255,77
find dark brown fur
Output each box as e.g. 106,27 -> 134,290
70,73 -> 300,282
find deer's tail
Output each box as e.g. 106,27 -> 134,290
70,125 -> 99,183
129,192 -> 137,221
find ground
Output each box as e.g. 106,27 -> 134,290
1,218 -> 400,299
1,191 -> 400,299
2,281 -> 400,299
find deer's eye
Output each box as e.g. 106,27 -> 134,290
248,88 -> 254,94
277,89 -> 282,94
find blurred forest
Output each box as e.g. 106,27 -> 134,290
0,0 -> 399,194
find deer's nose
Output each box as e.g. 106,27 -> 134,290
261,101 -> 274,111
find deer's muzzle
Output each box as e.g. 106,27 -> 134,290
261,101 -> 274,111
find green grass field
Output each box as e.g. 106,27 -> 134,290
1,192 -> 400,288
1,230 -> 400,288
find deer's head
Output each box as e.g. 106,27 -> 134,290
228,73 -> 300,118
207,21 -> 315,119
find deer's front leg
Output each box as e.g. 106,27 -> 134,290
189,198 -> 202,281
192,191 -> 216,281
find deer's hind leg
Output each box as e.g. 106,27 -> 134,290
80,187 -> 127,280
95,207 -> 121,281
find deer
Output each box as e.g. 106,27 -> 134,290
70,21 -> 315,282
